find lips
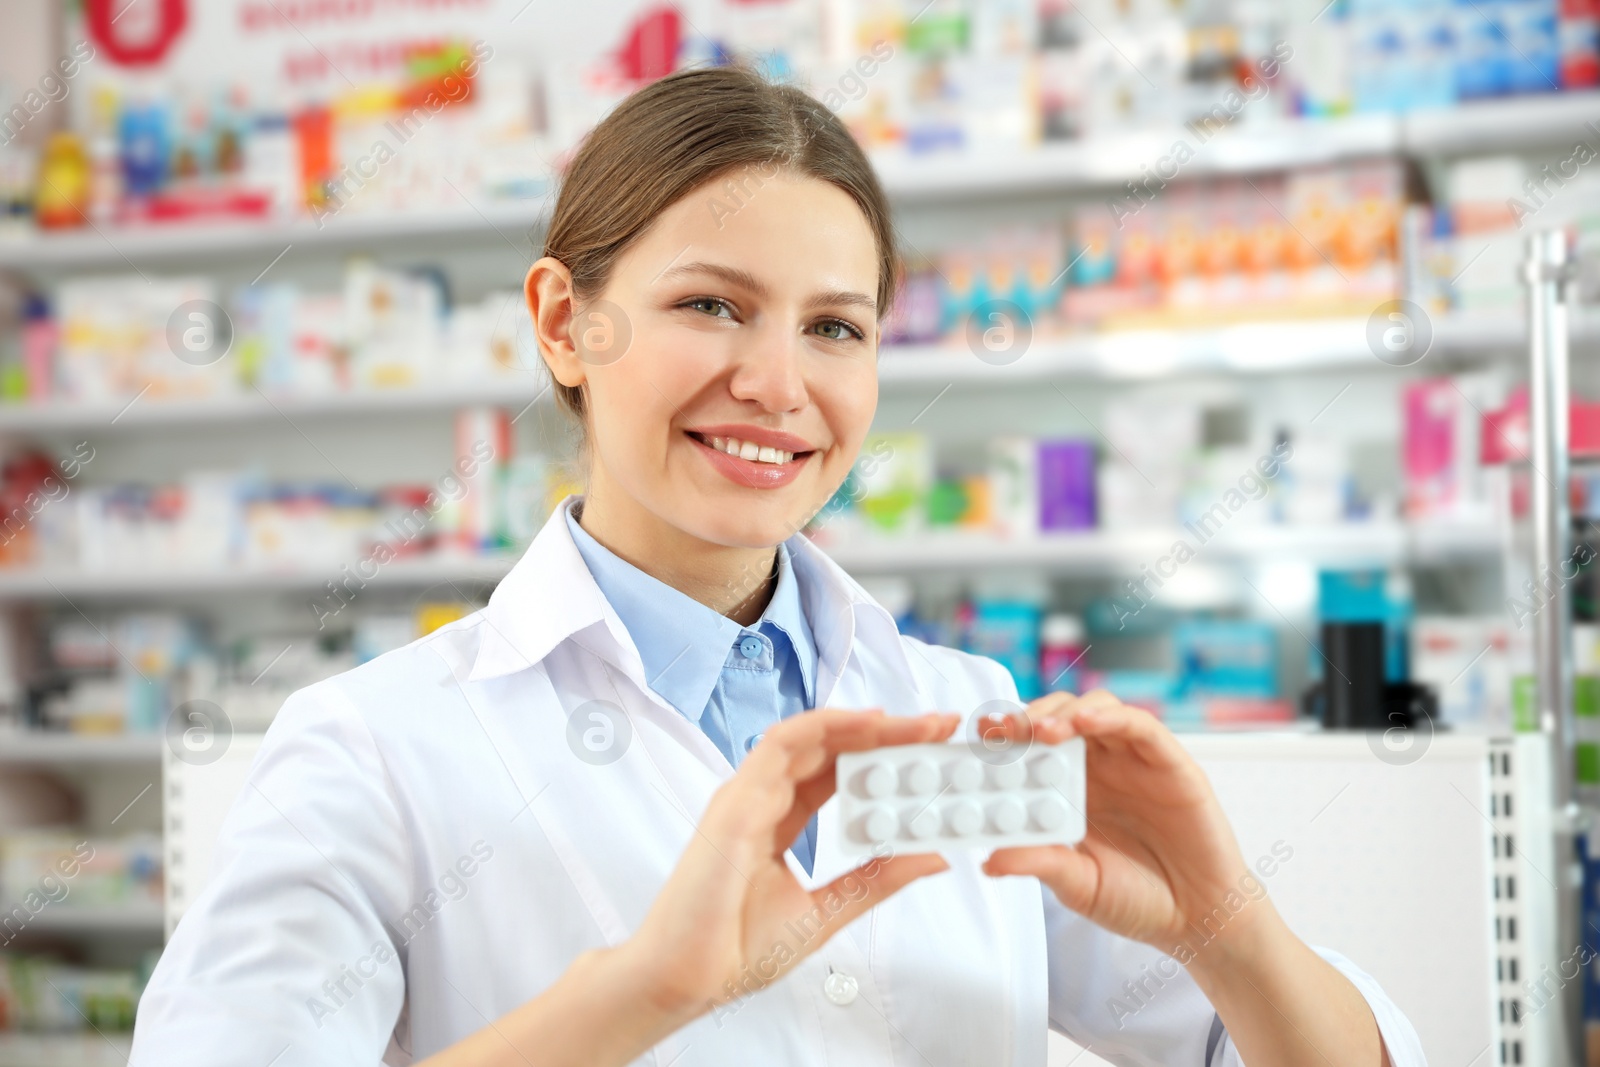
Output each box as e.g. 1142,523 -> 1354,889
693,433 -> 803,466
685,429 -> 816,489
687,423 -> 817,454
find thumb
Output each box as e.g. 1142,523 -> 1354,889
983,845 -> 1100,914
806,854 -> 950,932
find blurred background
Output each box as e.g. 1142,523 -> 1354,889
0,0 -> 1598,1063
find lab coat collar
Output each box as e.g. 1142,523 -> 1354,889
468,494 -> 915,706
562,501 -> 817,721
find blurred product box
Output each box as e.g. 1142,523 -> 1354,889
0,833 -> 162,911
1402,372 -> 1507,524
0,953 -> 150,1033
1411,616 -> 1514,729
1173,618 -> 1279,701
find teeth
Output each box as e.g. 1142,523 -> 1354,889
701,434 -> 800,465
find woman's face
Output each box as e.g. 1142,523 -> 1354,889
545,168 -> 881,549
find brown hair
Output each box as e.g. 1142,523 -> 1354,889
540,64 -> 897,426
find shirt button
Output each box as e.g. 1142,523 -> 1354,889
744,732 -> 765,753
738,635 -> 763,659
823,970 -> 858,1006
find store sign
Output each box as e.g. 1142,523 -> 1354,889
73,0 -> 659,91
86,0 -> 189,67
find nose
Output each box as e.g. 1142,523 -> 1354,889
728,320 -> 807,413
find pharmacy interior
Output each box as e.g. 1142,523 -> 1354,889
1,0 -> 1599,1063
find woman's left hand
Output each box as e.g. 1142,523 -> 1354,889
984,691 -> 1397,1066
980,689 -> 1261,956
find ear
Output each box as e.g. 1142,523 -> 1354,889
525,256 -> 586,392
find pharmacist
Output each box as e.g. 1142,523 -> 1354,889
131,68 -> 1422,1067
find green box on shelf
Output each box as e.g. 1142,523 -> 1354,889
1580,743 -> 1600,786
1511,674 -> 1600,732
1579,676 -> 1600,718
1514,675 -> 1536,732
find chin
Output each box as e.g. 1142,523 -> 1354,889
681,497 -> 812,550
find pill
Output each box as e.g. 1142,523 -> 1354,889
989,760 -> 1026,791
1030,796 -> 1068,832
901,758 -> 939,795
857,761 -> 896,799
857,805 -> 898,844
834,740 -> 1086,862
944,799 -> 983,837
1029,752 -> 1070,788
947,757 -> 985,792
907,805 -> 942,839
988,796 -> 1026,834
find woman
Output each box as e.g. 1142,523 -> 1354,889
132,66 -> 1423,1066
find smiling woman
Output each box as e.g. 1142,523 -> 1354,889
528,66 -> 892,583
128,64 -> 1422,1067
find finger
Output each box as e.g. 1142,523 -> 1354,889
970,710 -> 1036,749
760,708 -> 960,789
705,711 -> 957,859
772,712 -> 961,849
983,844 -> 1100,915
1024,691 -> 1090,743
694,713 -> 890,867
975,692 -> 1084,748
804,853 -> 950,933
1066,698 -> 1188,770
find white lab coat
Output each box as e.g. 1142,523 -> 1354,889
132,495 -> 1425,1066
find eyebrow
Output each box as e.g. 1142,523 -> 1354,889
658,261 -> 877,313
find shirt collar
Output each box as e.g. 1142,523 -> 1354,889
563,499 -> 816,720
758,546 -> 817,704
467,494 -> 909,704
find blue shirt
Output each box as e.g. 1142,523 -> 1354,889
565,500 -> 820,873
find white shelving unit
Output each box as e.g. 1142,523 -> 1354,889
0,309 -> 1590,440
0,521 -> 1502,599
0,90 -> 1593,270
0,554 -> 523,599
0,1033 -> 133,1067
822,520 -> 1503,573
0,376 -> 552,434
18,903 -> 164,936
0,732 -> 162,764
0,199 -> 553,272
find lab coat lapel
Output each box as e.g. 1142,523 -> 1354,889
463,642 -> 725,948
784,535 -> 930,891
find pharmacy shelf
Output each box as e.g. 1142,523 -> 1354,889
0,553 -> 522,600
880,91 -> 1600,201
0,117 -> 1396,270
0,1033 -> 133,1067
0,523 -> 1500,600
0,374 -> 550,434
4,94 -> 1597,273
1403,90 -> 1600,155
881,317 -> 1382,384
5,902 -> 165,936
9,311 -> 1594,437
0,732 -> 162,764
872,113 -> 1402,202
822,521 -> 1502,574
0,196 -> 552,271
880,310 -> 1597,385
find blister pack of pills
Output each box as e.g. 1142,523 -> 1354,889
834,739 -> 1086,861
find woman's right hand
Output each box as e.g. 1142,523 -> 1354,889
422,707 -> 957,1067
619,708 -> 958,1033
